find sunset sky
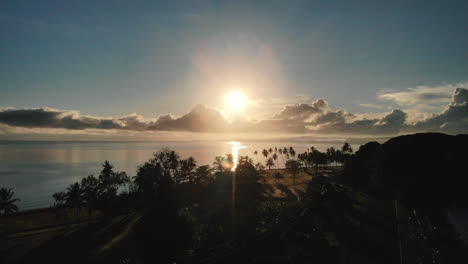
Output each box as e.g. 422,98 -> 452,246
1,0 -> 468,140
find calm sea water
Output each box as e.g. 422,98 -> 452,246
0,140 -> 356,210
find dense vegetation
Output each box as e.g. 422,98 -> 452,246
1,133 -> 467,263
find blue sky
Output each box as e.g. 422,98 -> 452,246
1,0 -> 468,139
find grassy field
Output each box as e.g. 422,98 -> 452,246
0,207 -> 103,264
259,167 -> 343,199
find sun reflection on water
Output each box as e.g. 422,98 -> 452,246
228,141 -> 246,171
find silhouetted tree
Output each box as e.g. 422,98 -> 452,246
284,147 -> 290,160
65,182 -> 83,222
99,161 -> 129,198
152,149 -> 180,182
326,147 -> 337,166
265,157 -> 274,175
134,160 -> 163,203
180,156 -> 197,183
339,142 -> 353,165
342,142 -> 353,153
285,159 -> 301,185
279,148 -> 284,164
262,149 -> 269,162
272,153 -> 278,169
234,158 -> 260,243
311,150 -> 328,177
195,165 -> 212,184
289,146 -> 296,159
0,187 -> 20,215
213,155 -> 234,172
52,191 -> 66,208
80,175 -> 100,219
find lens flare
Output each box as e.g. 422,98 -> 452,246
228,141 -> 246,171
225,91 -> 247,111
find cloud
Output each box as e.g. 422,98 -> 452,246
273,99 -> 328,120
308,109 -> 407,135
0,108 -> 122,130
411,88 -> 468,134
0,105 -> 230,133
378,83 -> 468,110
150,104 -> 229,132
359,103 -> 384,109
1,88 -> 467,136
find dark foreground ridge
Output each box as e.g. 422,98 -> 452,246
1,133 -> 467,264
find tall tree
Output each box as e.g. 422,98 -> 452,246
65,182 -> 83,222
279,148 -> 284,164
0,188 -> 20,215
99,161 -> 129,198
298,153 -> 307,169
283,147 -> 289,161
262,149 -> 269,162
342,142 -> 353,154
340,142 -> 354,165
326,147 -> 337,166
52,191 -> 66,208
213,155 -> 234,172
180,156 -> 197,183
285,159 -> 301,185
289,146 -> 296,159
152,149 -> 180,181
272,153 -> 278,169
134,161 -> 163,202
81,175 -> 100,219
195,165 -> 212,184
265,158 -> 274,174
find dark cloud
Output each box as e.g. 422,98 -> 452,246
412,88 -> 468,134
1,88 -> 467,135
150,104 -> 228,132
273,99 -> 327,120
0,108 -> 121,130
309,109 -> 407,135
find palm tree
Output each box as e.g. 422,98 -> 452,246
262,149 -> 269,161
342,142 -> 353,154
340,142 -> 353,165
289,147 -> 296,159
65,182 -> 83,222
253,150 -> 258,163
298,153 -> 307,168
53,191 -> 67,207
195,165 -> 212,184
279,148 -> 284,165
272,153 -> 278,169
265,158 -> 274,175
169,150 -> 180,176
81,175 -> 99,219
268,148 -> 273,155
0,188 -> 20,215
285,160 -> 301,185
326,147 -> 337,166
180,156 -> 197,183
283,147 -> 289,165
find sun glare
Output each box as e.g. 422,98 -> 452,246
225,91 -> 247,111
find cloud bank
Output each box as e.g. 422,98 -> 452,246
1,88 -> 468,136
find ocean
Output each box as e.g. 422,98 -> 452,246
0,140 -> 355,210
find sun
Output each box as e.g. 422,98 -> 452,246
225,91 -> 247,111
